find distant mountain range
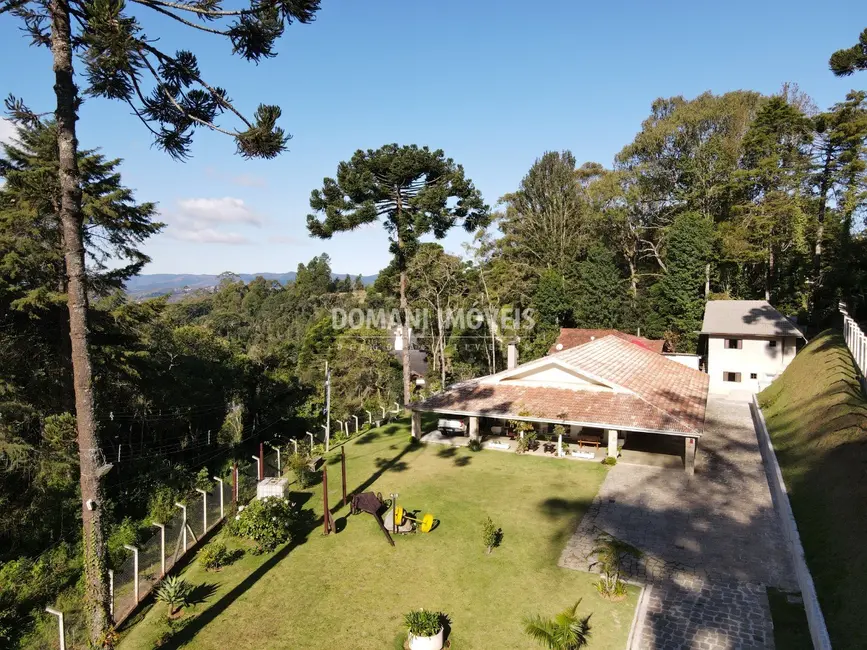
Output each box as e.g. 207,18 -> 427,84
125,272 -> 378,299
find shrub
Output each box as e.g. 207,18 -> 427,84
404,609 -> 444,637
467,438 -> 483,452
155,575 -> 191,618
481,516 -> 503,554
524,600 -> 592,649
198,542 -> 232,571
229,496 -> 294,553
516,431 -> 538,454
588,534 -> 641,601
148,484 -> 182,524
287,451 -> 314,488
601,456 -> 617,466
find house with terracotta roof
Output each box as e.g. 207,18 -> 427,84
410,335 -> 709,473
549,328 -> 667,354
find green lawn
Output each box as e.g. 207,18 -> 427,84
759,330 -> 867,649
119,419 -> 638,649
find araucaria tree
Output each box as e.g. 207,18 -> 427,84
307,144 -> 489,404
1,0 -> 321,643
830,28 -> 867,76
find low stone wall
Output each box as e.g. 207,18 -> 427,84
751,395 -> 833,650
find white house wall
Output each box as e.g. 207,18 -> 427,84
707,335 -> 798,394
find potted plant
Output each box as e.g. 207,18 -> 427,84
404,609 -> 445,650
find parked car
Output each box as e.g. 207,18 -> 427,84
437,418 -> 466,435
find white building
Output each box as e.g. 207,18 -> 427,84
701,300 -> 804,394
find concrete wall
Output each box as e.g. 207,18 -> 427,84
663,353 -> 701,370
707,335 -> 798,394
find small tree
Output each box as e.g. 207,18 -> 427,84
481,516 -> 503,554
588,534 -> 641,600
523,600 -> 592,650
155,575 -> 191,618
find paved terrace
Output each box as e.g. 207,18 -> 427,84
560,395 -> 796,649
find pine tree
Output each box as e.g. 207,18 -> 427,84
655,212 -> 713,352
353,274 -> 364,291
574,245 -> 626,329
830,28 -> 867,76
1,0 -> 321,643
307,144 -> 488,405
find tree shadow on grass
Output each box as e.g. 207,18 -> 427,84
187,582 -> 219,606
437,446 -> 458,458
355,431 -> 382,445
454,456 -> 471,467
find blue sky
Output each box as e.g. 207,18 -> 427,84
2,0 -> 865,276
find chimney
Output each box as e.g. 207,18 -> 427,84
507,342 -> 519,370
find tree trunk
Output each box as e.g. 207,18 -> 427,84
704,263 -> 711,298
765,247 -> 774,302
812,148 -> 833,316
50,0 -> 111,644
400,269 -> 411,405
436,297 -> 446,388
627,257 -> 638,301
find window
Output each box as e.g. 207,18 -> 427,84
725,339 -> 742,349
724,371 -> 742,383
750,373 -> 758,379
768,340 -> 777,348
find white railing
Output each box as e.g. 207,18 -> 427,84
840,302 -> 866,375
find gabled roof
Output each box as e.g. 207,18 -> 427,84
549,329 -> 666,354
412,335 -> 709,435
701,300 -> 805,338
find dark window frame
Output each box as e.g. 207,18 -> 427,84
725,339 -> 743,349
724,371 -> 742,383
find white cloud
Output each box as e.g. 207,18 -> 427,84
268,234 -> 303,245
0,118 -> 16,145
177,197 -> 263,226
171,228 -> 252,245
231,173 -> 267,188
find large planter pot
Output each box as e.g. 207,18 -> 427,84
408,626 -> 444,650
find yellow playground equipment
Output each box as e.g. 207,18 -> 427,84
393,505 -> 435,533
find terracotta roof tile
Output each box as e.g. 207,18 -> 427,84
413,336 -> 708,435
549,329 -> 666,354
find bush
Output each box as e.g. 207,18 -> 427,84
404,609 -> 445,637
467,438 -> 483,452
481,516 -> 503,554
516,432 -> 537,454
155,575 -> 191,618
148,484 -> 182,524
589,533 -> 641,601
287,451 -> 314,488
198,542 -> 233,571
601,456 -> 617,466
228,496 -> 294,553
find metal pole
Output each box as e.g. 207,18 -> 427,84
307,431 -> 315,450
252,455 -> 260,483
353,415 -> 359,432
322,466 -> 330,535
196,488 -> 208,533
175,503 -> 187,552
152,522 -> 166,576
117,444 -> 121,464
123,544 -> 139,602
259,442 -> 264,480
108,569 -> 114,619
213,477 -> 224,519
292,439 -> 298,454
232,463 -> 238,503
325,360 -> 331,453
341,446 -> 347,507
366,410 -> 372,424
45,608 -> 65,650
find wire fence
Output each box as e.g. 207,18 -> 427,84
44,441 -> 304,648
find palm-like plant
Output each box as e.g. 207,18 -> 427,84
523,600 -> 592,649
588,534 -> 641,599
155,575 -> 191,618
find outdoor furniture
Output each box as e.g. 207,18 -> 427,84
543,442 -> 557,454
576,439 -> 601,450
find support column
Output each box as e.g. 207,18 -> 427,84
606,429 -> 618,458
411,410 -> 422,439
468,416 -> 480,441
684,436 -> 697,475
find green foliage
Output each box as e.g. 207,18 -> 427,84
198,542 -> 238,571
481,516 -> 503,553
287,451 -> 314,488
106,518 -> 140,570
148,485 -> 183,525
830,28 -> 867,76
601,457 -> 617,466
516,431 -> 538,454
532,269 -> 575,327
404,609 -> 444,637
588,534 -> 641,600
229,496 -> 294,553
523,600 -> 592,649
155,575 -> 192,618
467,438 -> 483,452
653,212 -> 714,352
574,246 -> 627,329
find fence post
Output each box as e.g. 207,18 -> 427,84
175,504 -> 187,553
196,488 -> 208,533
341,445 -> 347,507
45,608 -> 65,650
108,569 -> 114,620
353,415 -> 359,433
232,463 -> 238,503
123,544 -> 139,602
366,410 -> 372,424
252,454 -> 261,483
152,523 -> 165,576
213,477 -> 224,519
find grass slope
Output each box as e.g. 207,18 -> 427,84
759,330 -> 867,649
119,421 -> 637,649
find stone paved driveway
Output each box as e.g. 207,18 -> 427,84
560,395 -> 796,649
